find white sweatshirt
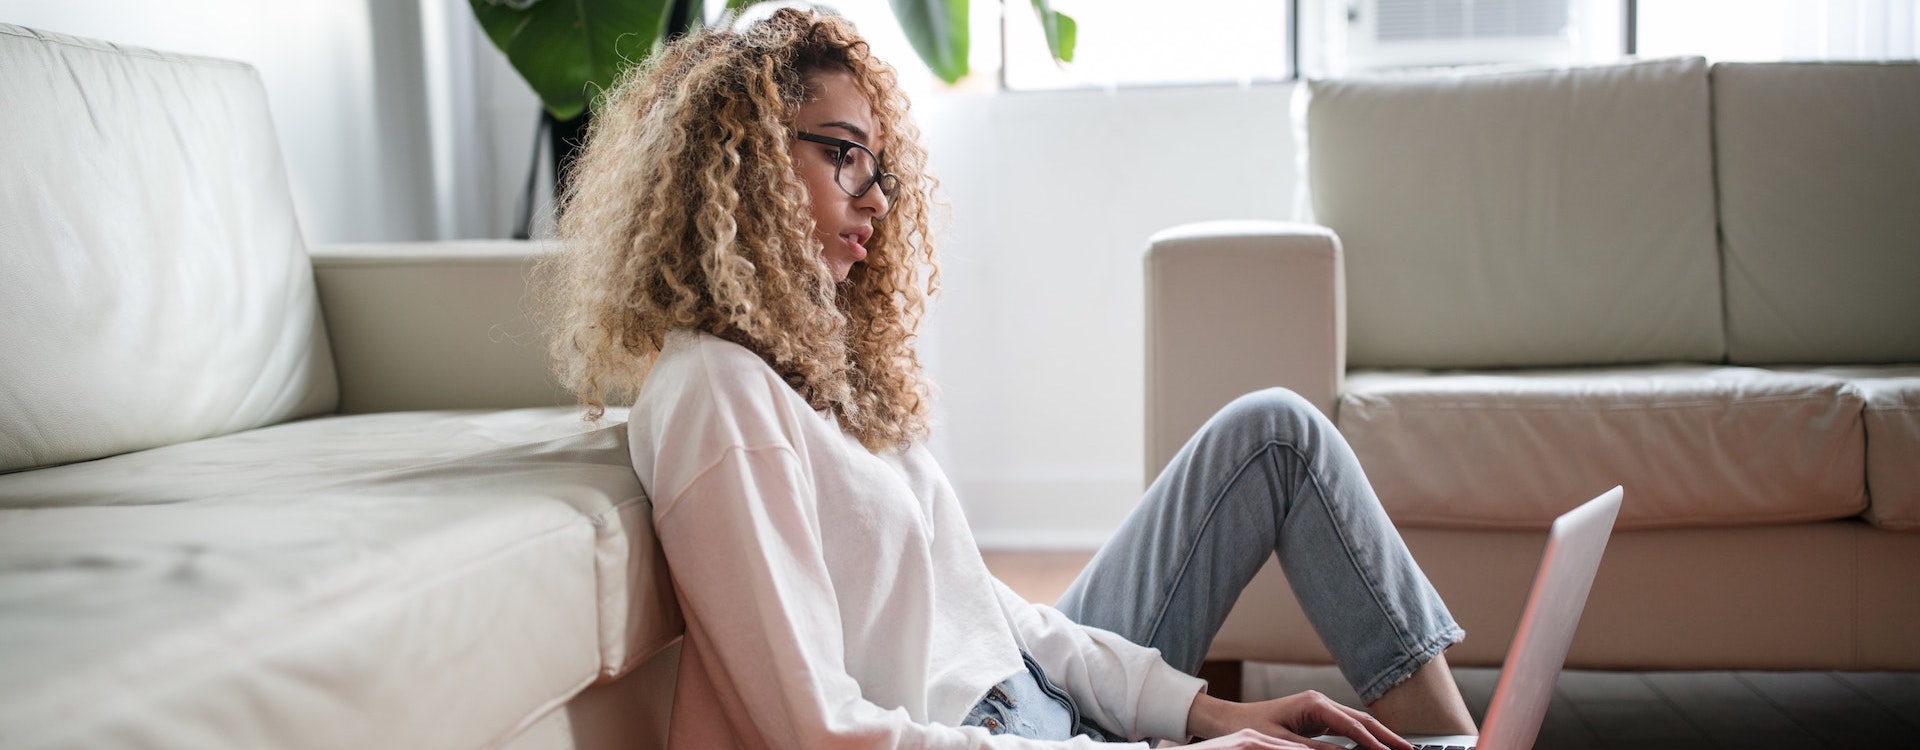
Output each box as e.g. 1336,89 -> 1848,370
626,331 -> 1205,749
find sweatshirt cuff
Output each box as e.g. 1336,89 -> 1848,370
1133,660 -> 1208,742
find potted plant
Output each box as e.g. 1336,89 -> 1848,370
468,0 -> 1074,236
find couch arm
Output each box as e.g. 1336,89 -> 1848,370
310,241 -> 577,414
1144,221 -> 1345,484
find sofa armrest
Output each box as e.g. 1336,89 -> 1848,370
310,241 -> 576,414
1144,221 -> 1345,484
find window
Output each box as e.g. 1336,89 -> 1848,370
1300,0 -> 1627,75
984,0 -> 1916,92
994,1 -> 1626,88
1001,0 -> 1294,90
1634,0 -> 1919,61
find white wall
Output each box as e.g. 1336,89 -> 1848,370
915,84 -> 1302,548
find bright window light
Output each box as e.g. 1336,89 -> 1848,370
1636,0 -> 1919,62
1002,0 -> 1293,90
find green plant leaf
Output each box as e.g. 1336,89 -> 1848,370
889,0 -> 969,84
1029,0 -> 1075,63
469,0 -> 675,120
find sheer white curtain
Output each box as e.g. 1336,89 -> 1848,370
1638,0 -> 1919,61
1786,0 -> 1919,59
417,0 -> 546,240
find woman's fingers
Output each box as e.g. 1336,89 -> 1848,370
1306,709 -> 1386,750
1298,695 -> 1410,750
1205,691 -> 1416,750
1179,728 -> 1314,749
1271,728 -> 1360,750
1234,728 -> 1315,749
1337,705 -> 1414,750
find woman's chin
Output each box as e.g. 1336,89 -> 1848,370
830,258 -> 862,283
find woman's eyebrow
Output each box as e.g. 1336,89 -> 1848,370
816,120 -> 872,145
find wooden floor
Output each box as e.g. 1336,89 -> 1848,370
983,551 -> 1920,749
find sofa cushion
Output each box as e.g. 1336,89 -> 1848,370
1337,366 -> 1866,530
1714,62 -> 1920,364
0,25 -> 336,473
1305,57 -> 1723,370
0,407 -> 677,750
312,241 -> 575,414
1794,366 -> 1920,531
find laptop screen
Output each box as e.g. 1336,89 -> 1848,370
1478,486 -> 1622,750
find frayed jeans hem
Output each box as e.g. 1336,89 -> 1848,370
1354,625 -> 1465,706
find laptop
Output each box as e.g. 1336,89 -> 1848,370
1324,486 -> 1623,750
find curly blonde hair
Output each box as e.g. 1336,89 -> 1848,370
541,7 -> 938,451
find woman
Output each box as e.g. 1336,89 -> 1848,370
544,8 -> 1477,749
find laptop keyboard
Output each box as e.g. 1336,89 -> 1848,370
1412,745 -> 1473,750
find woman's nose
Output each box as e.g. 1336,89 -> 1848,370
856,185 -> 890,218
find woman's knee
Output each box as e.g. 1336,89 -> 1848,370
1212,387 -> 1328,440
1172,388 -> 1338,480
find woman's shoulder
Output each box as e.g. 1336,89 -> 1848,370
634,330 -> 817,447
650,329 -> 784,396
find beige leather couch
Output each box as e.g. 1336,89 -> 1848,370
0,26 -> 680,749
1147,57 -> 1920,674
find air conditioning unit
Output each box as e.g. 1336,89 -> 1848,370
1343,0 -> 1580,71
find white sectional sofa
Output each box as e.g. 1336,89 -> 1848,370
1,26 -> 680,749
1147,57 -> 1920,677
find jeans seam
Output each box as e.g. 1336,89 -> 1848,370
1144,429 -> 1444,704
1267,441 -> 1436,705
1280,439 -> 1425,664
1142,443 -> 1264,652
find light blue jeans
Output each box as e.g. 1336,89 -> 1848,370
960,652 -> 1114,741
967,388 -> 1463,741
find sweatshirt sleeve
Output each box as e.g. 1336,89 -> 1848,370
990,578 -> 1206,743
653,444 -> 1138,750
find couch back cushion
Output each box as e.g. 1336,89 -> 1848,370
1306,57 -> 1725,369
0,26 -> 337,472
1713,61 -> 1920,364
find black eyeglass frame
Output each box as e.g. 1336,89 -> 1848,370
795,131 -> 900,200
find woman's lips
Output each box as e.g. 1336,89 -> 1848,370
840,231 -> 869,262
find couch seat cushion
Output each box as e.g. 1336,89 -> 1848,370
1794,366 -> 1920,531
1337,366 -> 1865,530
0,407 -> 675,750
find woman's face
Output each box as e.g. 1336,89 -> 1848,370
791,69 -> 891,282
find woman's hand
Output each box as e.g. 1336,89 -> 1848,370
1181,691 -> 1415,750
1169,728 -> 1328,749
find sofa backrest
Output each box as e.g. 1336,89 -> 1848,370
1713,61 -> 1920,365
0,26 -> 337,473
1305,57 -> 1726,370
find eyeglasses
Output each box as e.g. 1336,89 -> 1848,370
795,131 -> 900,200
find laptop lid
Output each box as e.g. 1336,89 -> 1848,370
1477,485 -> 1622,750
1318,487 -> 1621,750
